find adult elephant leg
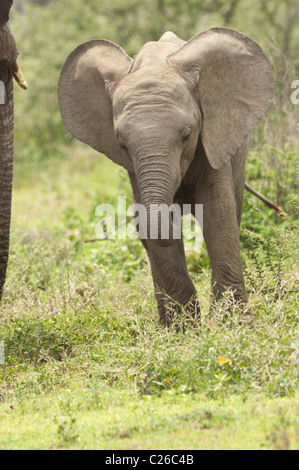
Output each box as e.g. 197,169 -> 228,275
129,173 -> 200,326
0,74 -> 13,299
197,162 -> 247,307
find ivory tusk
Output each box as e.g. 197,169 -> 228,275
9,60 -> 27,90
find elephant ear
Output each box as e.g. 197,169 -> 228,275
168,28 -> 273,169
0,0 -> 13,28
58,40 -> 133,170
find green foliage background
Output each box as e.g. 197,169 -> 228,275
11,0 -> 299,217
12,0 -> 299,144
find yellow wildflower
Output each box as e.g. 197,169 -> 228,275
217,357 -> 230,365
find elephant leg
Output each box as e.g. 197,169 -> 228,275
138,237 -> 168,320
129,172 -> 200,326
235,172 -> 245,228
0,74 -> 13,300
146,237 -> 200,327
197,162 -> 247,307
232,137 -> 248,227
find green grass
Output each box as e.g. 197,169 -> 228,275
0,390 -> 298,450
0,144 -> 298,450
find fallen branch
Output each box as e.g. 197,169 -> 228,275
84,237 -> 115,243
245,183 -> 286,218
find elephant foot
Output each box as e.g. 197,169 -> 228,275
237,311 -> 254,327
209,290 -> 253,326
159,297 -> 201,331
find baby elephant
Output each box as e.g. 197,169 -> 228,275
58,28 -> 273,326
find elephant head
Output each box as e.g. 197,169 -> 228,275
58,28 -> 273,240
0,1 -> 26,300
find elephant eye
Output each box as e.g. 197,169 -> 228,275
182,129 -> 191,144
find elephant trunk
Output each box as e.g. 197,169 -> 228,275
136,152 -> 180,245
0,73 -> 14,299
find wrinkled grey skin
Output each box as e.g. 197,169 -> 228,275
59,29 -> 273,326
0,0 -> 17,299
